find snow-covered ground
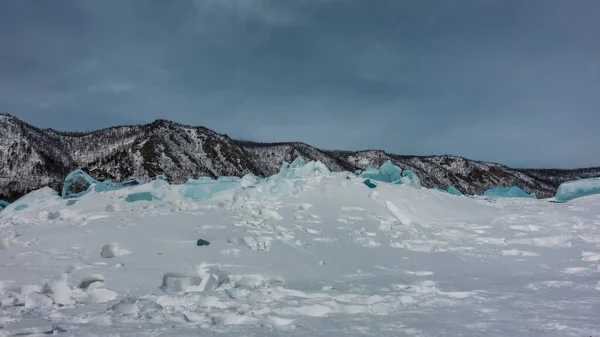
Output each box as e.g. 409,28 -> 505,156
1,172 -> 600,336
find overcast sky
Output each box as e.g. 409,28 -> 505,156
1,0 -> 599,168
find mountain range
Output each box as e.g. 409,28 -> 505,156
1,113 -> 598,202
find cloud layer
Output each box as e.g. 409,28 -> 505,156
1,0 -> 599,168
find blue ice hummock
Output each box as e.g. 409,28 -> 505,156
555,177 -> 600,203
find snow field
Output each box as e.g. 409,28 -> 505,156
1,173 -> 600,336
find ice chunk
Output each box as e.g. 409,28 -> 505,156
393,177 -> 412,185
93,180 -> 118,193
290,156 -> 307,168
432,188 -> 449,194
484,186 -> 535,199
62,169 -> 148,198
379,160 -> 403,182
66,200 -> 78,206
152,178 -> 169,190
313,160 -> 331,174
297,161 -> 319,177
278,157 -> 330,179
363,179 -> 377,189
96,178 -> 146,193
359,161 -> 421,188
62,169 -> 98,199
183,178 -> 240,201
278,162 -> 293,179
401,170 -> 421,188
360,166 -> 387,182
555,177 -> 600,203
241,173 -> 262,188
0,200 -> 9,212
448,186 -> 464,196
125,192 -> 154,203
237,158 -> 330,199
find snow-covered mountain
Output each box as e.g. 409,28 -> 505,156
1,113 -> 599,202
0,114 -> 256,201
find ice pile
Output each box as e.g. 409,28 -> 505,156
182,156 -> 329,201
359,160 -> 421,188
279,157 -> 330,179
52,156 -> 330,205
62,169 -> 145,199
555,177 -> 600,203
484,186 -> 535,199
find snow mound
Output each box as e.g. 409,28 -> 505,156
101,243 -> 130,258
555,177 -> 600,202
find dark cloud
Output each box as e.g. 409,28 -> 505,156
1,0 -> 599,168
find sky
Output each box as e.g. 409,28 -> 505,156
1,0 -> 599,168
